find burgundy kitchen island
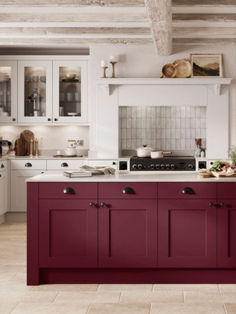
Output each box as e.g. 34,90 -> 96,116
27,173 -> 236,285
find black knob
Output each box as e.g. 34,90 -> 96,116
122,187 -> 135,195
182,187 -> 194,194
156,164 -> 160,170
112,162 -> 116,165
1,164 -> 4,169
137,164 -> 143,170
220,202 -> 225,208
12,118 -> 16,121
63,187 -> 75,194
132,164 -> 137,170
89,202 -> 96,207
209,202 -> 216,208
54,118 -> 58,121
48,118 -> 51,121
100,202 -> 107,208
166,164 -> 170,170
25,162 -> 32,167
41,172 -> 44,174
150,164 -> 154,170
0,174 -> 1,178
161,164 -> 165,170
188,164 -> 194,169
171,164 -> 175,170
61,162 -> 68,167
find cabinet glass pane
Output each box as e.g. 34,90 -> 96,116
59,67 -> 81,117
24,67 -> 46,117
0,67 -> 11,118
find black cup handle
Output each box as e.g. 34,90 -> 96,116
182,187 -> 195,195
122,187 -> 135,195
63,187 -> 75,194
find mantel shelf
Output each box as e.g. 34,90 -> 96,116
97,77 -> 232,96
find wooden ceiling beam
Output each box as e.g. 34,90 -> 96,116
145,0 -> 172,56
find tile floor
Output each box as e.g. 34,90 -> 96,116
0,222 -> 236,314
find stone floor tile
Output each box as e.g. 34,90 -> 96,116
120,291 -> 184,304
0,301 -> 19,314
150,303 -> 226,314
29,284 -> 98,292
11,302 -> 89,314
20,291 -> 58,303
98,284 -> 153,291
225,303 -> 236,314
87,303 -> 150,314
154,284 -> 220,293
219,285 -> 236,293
184,291 -> 236,304
54,291 -> 121,304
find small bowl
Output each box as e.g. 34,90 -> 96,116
151,151 -> 163,158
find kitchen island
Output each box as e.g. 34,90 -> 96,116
27,172 -> 236,285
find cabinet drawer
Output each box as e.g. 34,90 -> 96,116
11,159 -> 46,170
158,183 -> 217,199
39,182 -> 97,199
47,159 -> 85,170
99,183 -> 157,199
218,183 -> 236,199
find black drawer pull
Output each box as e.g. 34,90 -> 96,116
209,202 -> 217,208
61,162 -> 69,167
220,202 -> 225,208
122,187 -> 135,195
1,164 -> 4,169
182,187 -> 194,195
63,187 -> 75,194
89,202 -> 96,207
100,202 -> 107,208
25,162 -> 32,167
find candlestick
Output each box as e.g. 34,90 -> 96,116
29,139 -> 33,158
34,139 -> 39,157
110,61 -> 117,78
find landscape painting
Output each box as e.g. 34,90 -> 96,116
190,54 -> 223,77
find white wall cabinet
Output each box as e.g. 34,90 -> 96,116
0,56 -> 89,125
0,61 -> 17,124
10,169 -> 44,212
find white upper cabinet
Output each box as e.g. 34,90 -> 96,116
0,60 -> 17,124
53,60 -> 88,124
18,60 -> 53,124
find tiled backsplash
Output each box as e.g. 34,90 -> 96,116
119,106 -> 206,151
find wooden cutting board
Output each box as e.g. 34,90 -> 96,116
15,138 -> 25,156
20,130 -> 34,156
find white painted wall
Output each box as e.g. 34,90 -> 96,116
89,43 -> 236,153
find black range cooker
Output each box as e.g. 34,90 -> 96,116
130,156 -> 196,171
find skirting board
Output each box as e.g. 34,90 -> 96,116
30,269 -> 236,285
5,212 -> 26,223
0,214 -> 5,224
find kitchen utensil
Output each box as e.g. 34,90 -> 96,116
136,145 -> 153,158
173,59 -> 192,78
151,151 -> 163,158
162,63 -> 177,78
0,140 -> 11,156
65,73 -> 76,80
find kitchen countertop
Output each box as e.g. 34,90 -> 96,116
26,172 -> 236,183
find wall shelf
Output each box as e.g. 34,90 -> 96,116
98,77 -> 232,96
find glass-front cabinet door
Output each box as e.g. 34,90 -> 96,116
0,61 -> 17,123
18,60 -> 52,123
53,60 -> 88,123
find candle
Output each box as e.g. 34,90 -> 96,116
100,60 -> 107,67
110,55 -> 119,62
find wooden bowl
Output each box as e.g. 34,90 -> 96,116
173,59 -> 192,78
162,63 -> 177,78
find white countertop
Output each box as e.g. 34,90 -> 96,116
26,172 -> 236,183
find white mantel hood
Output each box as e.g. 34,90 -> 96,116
96,77 -> 232,159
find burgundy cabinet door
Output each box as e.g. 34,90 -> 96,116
39,199 -> 98,268
158,199 -> 217,268
99,199 -> 157,268
218,199 -> 236,268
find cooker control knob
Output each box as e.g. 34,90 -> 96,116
156,164 -> 160,170
132,164 -> 137,170
171,164 -> 175,170
138,164 -> 143,170
166,164 -> 170,170
188,164 -> 194,170
161,164 -> 165,170
150,164 -> 155,170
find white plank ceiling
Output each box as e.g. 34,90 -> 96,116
0,0 -> 236,55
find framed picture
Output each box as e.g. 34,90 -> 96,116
190,53 -> 223,77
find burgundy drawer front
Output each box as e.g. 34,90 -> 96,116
39,182 -> 97,199
99,183 -> 157,199
218,183 -> 236,199
158,183 -> 217,199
